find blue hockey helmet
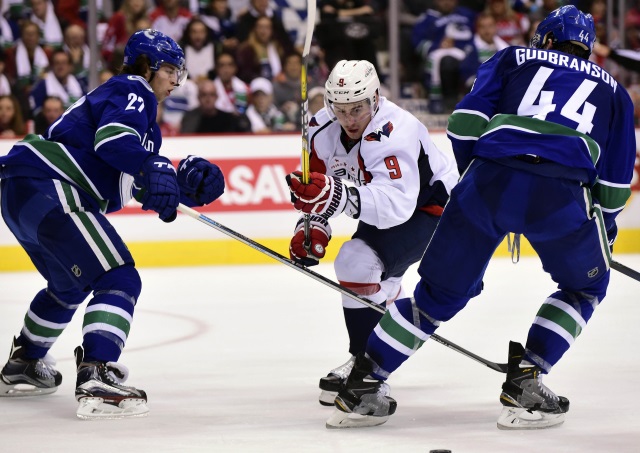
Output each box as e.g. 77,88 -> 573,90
124,29 -> 187,85
530,5 -> 595,55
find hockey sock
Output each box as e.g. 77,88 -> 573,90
18,287 -> 88,359
365,297 -> 439,379
82,265 -> 141,363
525,287 -> 604,371
343,307 -> 384,356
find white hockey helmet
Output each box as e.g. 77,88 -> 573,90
324,60 -> 380,119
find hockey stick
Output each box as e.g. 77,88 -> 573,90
611,260 -> 640,282
177,204 -> 508,373
300,0 -> 317,248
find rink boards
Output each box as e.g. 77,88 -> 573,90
1,132 -> 639,271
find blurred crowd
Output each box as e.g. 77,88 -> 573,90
0,0 -> 640,139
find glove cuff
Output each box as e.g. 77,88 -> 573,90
320,177 -> 348,218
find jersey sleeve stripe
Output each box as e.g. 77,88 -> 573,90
447,110 -> 489,139
95,124 -> 142,150
592,183 -> 631,211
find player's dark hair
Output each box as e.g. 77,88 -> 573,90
553,41 -> 590,60
119,54 -> 152,78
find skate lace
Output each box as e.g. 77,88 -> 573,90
330,356 -> 355,378
536,375 -> 558,401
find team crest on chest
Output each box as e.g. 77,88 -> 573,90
364,121 -> 394,142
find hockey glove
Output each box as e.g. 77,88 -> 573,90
134,154 -> 180,222
177,155 -> 225,206
286,171 -> 359,219
289,215 -> 331,267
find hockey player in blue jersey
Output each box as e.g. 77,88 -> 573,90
321,6 -> 636,429
0,29 -> 225,419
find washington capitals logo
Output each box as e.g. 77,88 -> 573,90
310,116 -> 319,127
364,121 -> 394,142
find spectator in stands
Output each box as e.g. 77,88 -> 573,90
236,15 -> 284,83
156,101 -> 179,136
181,79 -> 251,133
101,0 -> 149,71
150,0 -> 192,42
0,94 -> 25,137
29,0 -> 63,50
181,18 -> 217,81
0,49 -> 11,96
53,0 -> 106,31
98,68 -> 114,85
210,50 -> 249,115
235,0 -> 293,55
528,0 -> 560,22
6,21 -> 51,119
486,0 -> 529,46
412,0 -> 479,114
33,95 -> 64,134
199,0 -> 238,52
63,24 -> 92,90
398,0 -> 430,85
308,44 -> 331,87
626,0 -> 640,50
308,86 -> 325,116
316,0 -> 382,73
29,49 -> 85,116
246,77 -> 295,133
474,12 -> 509,64
161,75 -> 199,130
272,51 -> 304,127
593,42 -> 640,73
0,2 -> 16,49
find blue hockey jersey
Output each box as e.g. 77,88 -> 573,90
0,74 -> 161,214
447,46 -> 636,222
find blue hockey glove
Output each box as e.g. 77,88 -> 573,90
177,155 -> 225,206
134,155 -> 180,222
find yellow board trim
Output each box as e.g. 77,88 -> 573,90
2,230 -> 640,272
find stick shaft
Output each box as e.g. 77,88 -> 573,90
177,204 -> 508,373
301,0 -> 316,245
611,260 -> 640,282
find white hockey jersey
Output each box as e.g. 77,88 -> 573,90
309,97 -> 459,229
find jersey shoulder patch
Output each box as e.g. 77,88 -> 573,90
364,121 -> 394,141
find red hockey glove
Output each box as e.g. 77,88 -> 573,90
286,171 -> 348,218
289,216 -> 332,267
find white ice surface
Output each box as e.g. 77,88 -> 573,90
1,256 -> 639,453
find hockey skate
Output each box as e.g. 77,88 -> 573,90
497,341 -> 569,430
0,336 -> 62,397
326,353 -> 396,429
74,346 -> 148,420
318,356 -> 355,406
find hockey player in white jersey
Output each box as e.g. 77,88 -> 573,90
285,60 -> 459,410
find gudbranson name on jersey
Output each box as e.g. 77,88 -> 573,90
514,48 -> 618,92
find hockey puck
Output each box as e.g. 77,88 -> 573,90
429,450 -> 452,453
